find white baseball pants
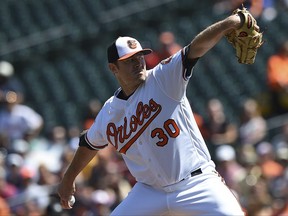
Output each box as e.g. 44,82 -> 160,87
110,166 -> 245,216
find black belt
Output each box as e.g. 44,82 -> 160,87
190,168 -> 202,177
182,168 -> 202,181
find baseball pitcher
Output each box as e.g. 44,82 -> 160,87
58,7 -> 262,215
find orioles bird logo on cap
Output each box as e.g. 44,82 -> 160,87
127,40 -> 137,49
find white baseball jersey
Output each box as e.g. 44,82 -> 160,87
85,47 -> 214,188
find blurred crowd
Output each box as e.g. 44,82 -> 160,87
213,0 -> 287,21
199,97 -> 288,216
0,31 -> 288,216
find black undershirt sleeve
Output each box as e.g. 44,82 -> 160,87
78,131 -> 97,150
182,45 -> 199,78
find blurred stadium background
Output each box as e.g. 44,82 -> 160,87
1,0 -> 288,215
0,0 -> 287,134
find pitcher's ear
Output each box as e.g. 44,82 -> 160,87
108,63 -> 118,74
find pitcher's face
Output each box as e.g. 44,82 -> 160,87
111,53 -> 148,87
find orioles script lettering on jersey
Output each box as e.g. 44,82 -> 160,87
106,98 -> 162,154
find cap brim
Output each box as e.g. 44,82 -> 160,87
118,49 -> 152,61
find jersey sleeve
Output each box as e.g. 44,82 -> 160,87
83,108 -> 109,150
152,45 -> 198,101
